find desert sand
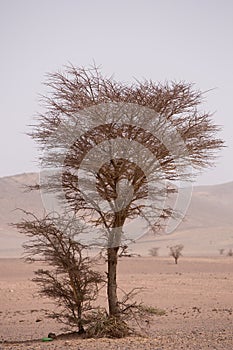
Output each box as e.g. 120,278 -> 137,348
0,256 -> 232,349
0,174 -> 233,348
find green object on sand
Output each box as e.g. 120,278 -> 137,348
42,337 -> 53,342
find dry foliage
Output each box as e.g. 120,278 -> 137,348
32,65 -> 224,234
85,310 -> 131,338
14,212 -> 104,334
28,64 -> 224,321
84,288 -> 166,338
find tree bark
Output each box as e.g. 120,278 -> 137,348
107,246 -> 119,316
77,302 -> 85,334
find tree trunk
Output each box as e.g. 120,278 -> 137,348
107,213 -> 126,317
107,246 -> 119,316
77,303 -> 85,334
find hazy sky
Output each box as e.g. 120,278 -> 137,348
0,0 -> 232,185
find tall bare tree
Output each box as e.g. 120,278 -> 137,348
30,65 -> 223,318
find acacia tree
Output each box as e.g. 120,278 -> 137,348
30,65 -> 223,318
169,244 -> 184,264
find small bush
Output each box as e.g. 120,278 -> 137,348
85,310 -> 131,338
148,247 -> 160,257
218,248 -> 225,255
227,249 -> 233,257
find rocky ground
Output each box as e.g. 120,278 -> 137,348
0,257 -> 232,349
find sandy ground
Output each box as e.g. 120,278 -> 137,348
0,256 -> 232,349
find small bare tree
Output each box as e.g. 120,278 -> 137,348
227,249 -> 233,257
14,212 -> 104,334
169,244 -> 184,264
149,247 -> 160,257
218,248 -> 225,255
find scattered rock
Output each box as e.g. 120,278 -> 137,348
48,332 -> 57,339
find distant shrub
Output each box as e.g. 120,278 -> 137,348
169,244 -> 184,264
227,249 -> 233,257
149,247 -> 160,257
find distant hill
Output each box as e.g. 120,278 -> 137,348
0,173 -> 232,257
134,182 -> 233,256
178,181 -> 233,230
0,173 -> 43,257
0,173 -> 42,228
